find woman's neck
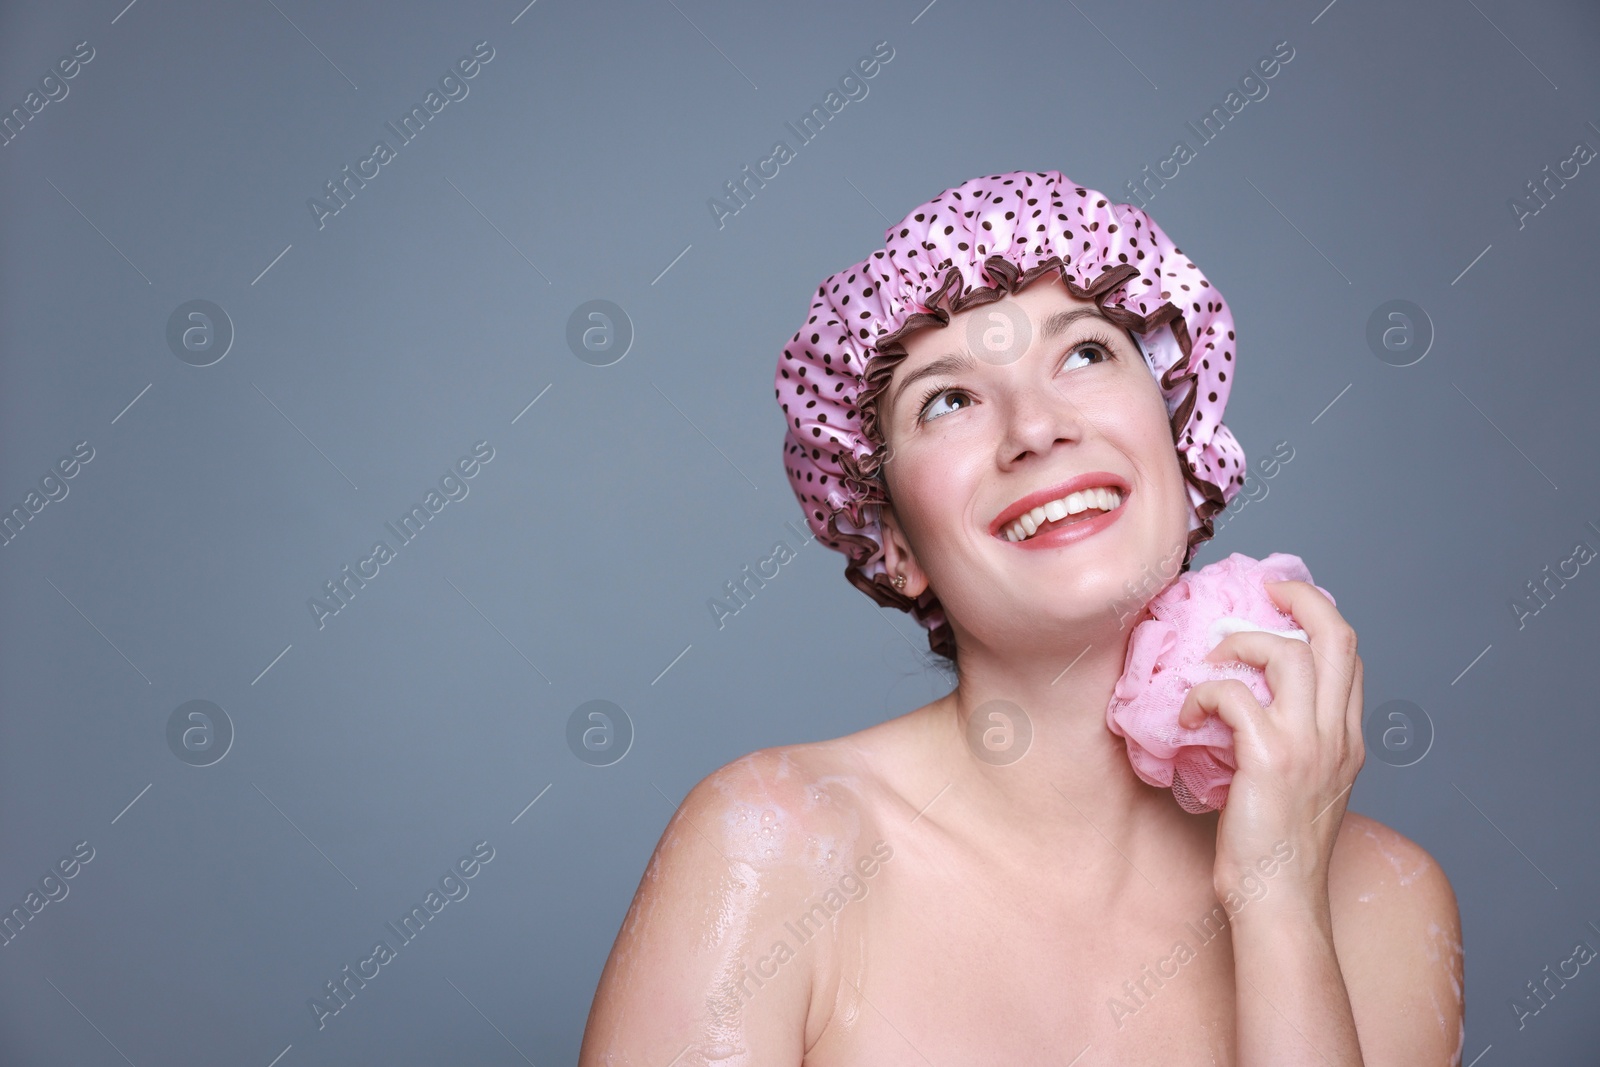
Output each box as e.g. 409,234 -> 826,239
915,635 -> 1213,867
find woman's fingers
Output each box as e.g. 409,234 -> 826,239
1203,629 -> 1317,725
1195,579 -> 1366,892
1178,677 -> 1265,739
1347,653 -> 1366,759
1262,579 -> 1359,734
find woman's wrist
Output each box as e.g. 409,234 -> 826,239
1213,848 -> 1332,924
1225,883 -> 1333,936
1211,837 -> 1330,923
1227,890 -> 1362,1066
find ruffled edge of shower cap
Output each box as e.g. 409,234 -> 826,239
774,170 -> 1248,661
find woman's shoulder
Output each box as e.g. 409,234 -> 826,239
677,729 -> 902,861
1328,810 -> 1455,911
1327,810 -> 1465,1062
578,737 -> 901,1062
681,695 -> 944,834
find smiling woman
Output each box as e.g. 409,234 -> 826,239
579,170 -> 1464,1066
774,173 -> 1246,668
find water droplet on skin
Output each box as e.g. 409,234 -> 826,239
826,850 -> 836,862
764,848 -> 775,859
761,809 -> 777,825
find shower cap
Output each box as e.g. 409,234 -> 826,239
775,170 -> 1248,661
1106,552 -> 1334,813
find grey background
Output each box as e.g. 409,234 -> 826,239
1,0 -> 1597,1062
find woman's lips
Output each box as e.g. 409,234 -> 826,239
989,472 -> 1130,536
1002,493 -> 1128,549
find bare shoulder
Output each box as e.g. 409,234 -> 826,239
578,740 -> 888,1066
1329,811 -> 1455,906
684,705 -> 932,838
686,738 -> 884,841
1328,811 -> 1465,1065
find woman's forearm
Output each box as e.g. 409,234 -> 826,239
1230,899 -> 1364,1066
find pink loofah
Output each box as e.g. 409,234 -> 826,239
1106,552 -> 1336,814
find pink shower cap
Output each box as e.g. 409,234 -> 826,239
1106,552 -> 1334,813
774,170 -> 1248,661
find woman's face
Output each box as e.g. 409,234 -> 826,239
876,277 -> 1194,653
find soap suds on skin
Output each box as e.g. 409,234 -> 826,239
598,749 -> 873,1065
1425,919 -> 1466,1065
1345,820 -> 1461,1065
1361,824 -> 1433,886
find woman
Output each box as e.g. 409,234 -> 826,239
580,171 -> 1463,1065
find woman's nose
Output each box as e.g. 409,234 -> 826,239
996,388 -> 1087,467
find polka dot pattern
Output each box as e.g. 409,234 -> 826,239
773,170 -> 1246,660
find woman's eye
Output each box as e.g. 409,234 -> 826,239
916,340 -> 1113,423
920,389 -> 971,422
1062,341 -> 1112,373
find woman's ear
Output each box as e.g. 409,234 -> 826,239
877,505 -> 928,598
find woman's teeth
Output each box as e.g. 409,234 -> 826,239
1004,487 -> 1124,542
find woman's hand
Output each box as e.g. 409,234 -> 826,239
1175,579 -> 1366,915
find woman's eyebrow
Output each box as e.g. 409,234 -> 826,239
889,352 -> 976,414
1040,306 -> 1112,339
888,307 -> 1113,414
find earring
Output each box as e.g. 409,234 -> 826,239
892,573 -> 907,590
